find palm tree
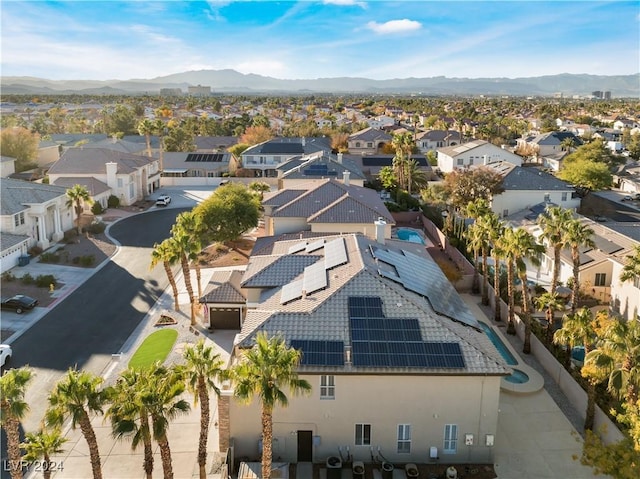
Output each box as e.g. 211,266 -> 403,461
474,213 -> 498,306
20,428 -> 68,479
231,333 -> 311,479
512,229 -> 544,353
107,368 -> 154,479
183,341 -> 225,479
534,291 -> 564,342
564,220 -> 595,312
150,239 -> 181,312
392,132 -> 415,191
46,369 -> 111,479
488,217 -> 506,321
554,308 -> 599,430
66,184 -> 94,234
584,318 -> 640,407
0,367 -> 33,479
170,224 -> 197,325
496,227 -> 520,333
405,159 -> 429,195
620,244 -> 640,284
537,206 -> 573,294
561,137 -> 576,153
465,222 -> 484,295
141,363 -> 190,479
464,198 -> 491,222
137,118 -> 155,158
174,211 -> 206,298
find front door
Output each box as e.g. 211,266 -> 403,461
297,430 -> 313,462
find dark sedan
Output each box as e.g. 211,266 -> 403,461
1,295 -> 38,314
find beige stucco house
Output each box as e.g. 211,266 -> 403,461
218,233 -> 508,465
437,140 -> 522,173
347,128 -> 392,156
275,153 -> 366,189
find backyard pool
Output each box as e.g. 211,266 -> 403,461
478,321 -> 518,366
396,228 -> 425,244
504,369 -> 530,384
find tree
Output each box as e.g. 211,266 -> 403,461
391,132 -> 415,191
141,363 -> 190,479
465,222 -> 484,295
0,367 -> 33,479
193,183 -> 260,244
163,125 -> 196,152
553,308 -> 599,430
169,227 -> 197,326
231,333 -> 311,479
150,239 -> 181,312
620,244 -> 640,284
557,159 -> 612,196
534,291 -> 564,342
108,368 -> 155,479
137,119 -> 155,158
537,206 -> 573,294
514,229 -> 544,352
378,166 -> 397,191
563,138 -> 621,167
46,369 -> 111,479
20,428 -> 68,479
248,181 -> 271,200
183,341 -> 225,479
563,220 -> 595,312
66,184 -> 93,234
240,125 -> 274,145
174,211 -> 206,299
105,105 -> 138,136
0,127 -> 40,172
330,132 -> 349,152
488,217 -> 506,322
496,227 -> 521,335
228,143 -> 250,160
443,167 -> 504,209
476,213 -> 500,305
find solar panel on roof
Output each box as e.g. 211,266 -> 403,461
324,238 -> 348,269
579,253 -> 594,266
593,237 -> 623,254
280,279 -> 304,304
305,239 -> 325,252
303,261 -> 328,295
185,153 -> 225,162
288,242 -> 307,254
261,143 -> 304,154
290,340 -> 344,366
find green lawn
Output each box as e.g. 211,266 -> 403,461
128,328 -> 179,369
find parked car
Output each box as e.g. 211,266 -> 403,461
0,344 -> 12,368
156,194 -> 171,207
1,294 -> 38,314
593,215 -> 608,223
621,195 -> 633,202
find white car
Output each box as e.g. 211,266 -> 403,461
0,344 -> 12,368
156,194 -> 171,207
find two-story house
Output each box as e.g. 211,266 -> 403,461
437,140 -> 522,173
241,137 -> 332,178
275,153 -> 366,189
347,128 -> 392,156
415,130 -> 461,153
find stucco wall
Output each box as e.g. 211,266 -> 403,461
491,191 -> 579,218
228,374 -> 501,465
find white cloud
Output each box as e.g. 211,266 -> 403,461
366,19 -> 422,35
323,0 -> 367,8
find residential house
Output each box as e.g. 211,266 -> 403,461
241,137 -> 333,178
607,224 -> 640,322
161,152 -> 232,186
199,270 -> 246,330
516,131 -> 582,158
48,148 -> 160,206
262,179 -> 395,237
219,232 -> 508,464
1,178 -> 73,271
483,161 -> 579,218
37,140 -> 61,169
415,130 -> 461,153
613,118 -> 640,131
276,152 -> 366,189
612,161 -> 640,194
346,154 -> 433,181
347,128 -> 392,156
437,140 -> 522,173
366,115 -> 396,129
1,156 -> 16,178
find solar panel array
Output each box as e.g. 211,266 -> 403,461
288,242 -> 307,254
348,297 -> 465,369
303,261 -> 328,295
290,340 -> 344,366
261,143 -> 304,154
185,153 -> 225,162
594,237 -> 623,254
305,239 -> 325,252
371,247 -> 478,328
280,279 -> 304,304
324,238 -> 348,269
303,164 -> 338,176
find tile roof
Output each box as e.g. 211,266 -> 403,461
199,270 -> 245,304
0,178 -> 67,215
0,232 -> 29,251
348,127 -> 392,142
438,139 -> 489,157
361,155 -> 430,167
307,194 -> 394,224
263,189 -> 306,208
48,148 -> 156,175
81,138 -> 146,154
241,255 -> 321,287
415,130 -> 461,141
278,153 -> 366,180
51,177 -> 110,196
483,161 -> 574,191
529,131 -> 583,146
251,231 -> 331,256
236,234 -> 508,376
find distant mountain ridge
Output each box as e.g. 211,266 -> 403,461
1,70 -> 638,97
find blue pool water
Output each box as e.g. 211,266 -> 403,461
478,321 -> 518,366
397,228 -> 425,244
505,369 -> 529,383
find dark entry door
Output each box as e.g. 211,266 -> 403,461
297,430 -> 313,462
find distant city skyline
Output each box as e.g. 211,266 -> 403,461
1,0 -> 639,81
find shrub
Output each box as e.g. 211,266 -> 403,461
64,230 -> 78,242
28,246 -> 43,256
2,271 -> 16,282
91,202 -> 104,215
21,273 -> 34,285
39,252 -> 60,263
79,255 -> 95,267
72,256 -> 80,264
107,195 -> 120,208
87,222 -> 106,234
35,274 -> 56,288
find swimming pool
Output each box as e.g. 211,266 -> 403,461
504,369 -> 529,383
396,228 -> 425,244
478,321 -> 518,366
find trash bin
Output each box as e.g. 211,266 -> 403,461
381,462 -> 394,479
18,255 -> 31,266
326,456 -> 342,479
352,461 -> 365,479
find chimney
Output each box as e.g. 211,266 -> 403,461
337,152 -> 343,164
374,217 -> 386,245
483,155 -> 488,165
342,170 -> 350,186
105,162 -> 118,189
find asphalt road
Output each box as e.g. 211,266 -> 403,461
6,208 -> 188,439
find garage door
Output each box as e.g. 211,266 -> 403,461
1,249 -> 23,274
209,307 -> 240,329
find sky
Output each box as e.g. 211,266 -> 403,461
1,0 -> 639,81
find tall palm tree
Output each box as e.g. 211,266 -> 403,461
20,428 -> 68,479
0,367 -> 33,479
564,220 -> 595,312
512,228 -> 544,353
496,227 -> 520,333
174,211 -> 206,298
465,222 -> 484,295
232,333 -> 311,479
107,368 -> 154,479
537,206 -> 573,294
141,363 -> 190,479
534,291 -> 564,342
405,159 -> 429,195
46,369 -> 111,479
475,213 -> 498,306
183,341 -> 225,479
464,198 -> 491,222
170,224 -> 197,325
150,239 -> 181,312
488,217 -> 505,321
137,118 -> 155,158
392,132 -> 414,191
584,318 -> 640,407
620,244 -> 640,284
554,308 -> 599,430
66,184 -> 94,234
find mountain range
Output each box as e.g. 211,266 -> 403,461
1,70 -> 638,97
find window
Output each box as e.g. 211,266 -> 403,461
443,424 -> 458,454
14,212 -> 25,227
561,192 -> 568,201
356,142 -> 361,148
397,424 -> 411,453
594,273 -> 606,287
117,178 -> 123,188
355,424 -> 371,446
456,158 -> 464,166
129,183 -> 134,199
469,158 -> 474,165
367,142 -> 373,148
320,375 -> 335,399
544,193 -> 551,202
502,209 -> 509,218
